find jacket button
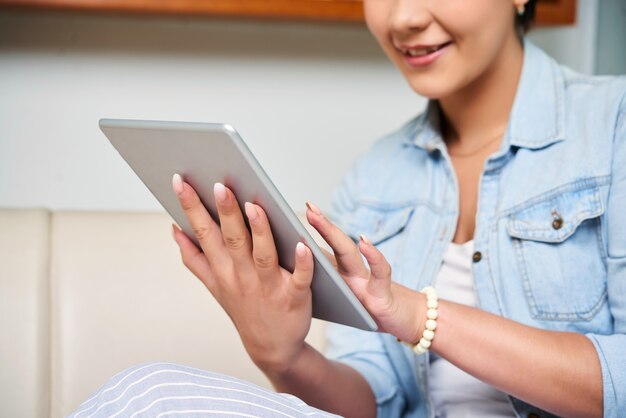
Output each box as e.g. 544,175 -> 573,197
551,211 -> 563,230
528,413 -> 540,418
552,217 -> 563,230
472,251 -> 482,263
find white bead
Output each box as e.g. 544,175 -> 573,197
423,286 -> 437,299
422,329 -> 435,341
415,286 -> 438,354
427,309 -> 438,320
425,319 -> 437,331
414,344 -> 427,354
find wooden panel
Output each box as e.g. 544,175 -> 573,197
0,0 -> 365,22
536,0 -> 576,26
0,0 -> 576,25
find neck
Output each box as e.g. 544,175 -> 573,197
439,34 -> 525,146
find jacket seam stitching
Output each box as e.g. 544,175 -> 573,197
499,176 -> 611,217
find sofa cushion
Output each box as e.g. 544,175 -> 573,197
0,209 -> 51,418
49,211 -> 326,417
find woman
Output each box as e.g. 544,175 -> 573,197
71,0 -> 625,417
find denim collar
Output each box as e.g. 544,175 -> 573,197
404,39 -> 566,152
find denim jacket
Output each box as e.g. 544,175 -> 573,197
324,39 -> 626,418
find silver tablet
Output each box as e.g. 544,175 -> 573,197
99,118 -> 377,332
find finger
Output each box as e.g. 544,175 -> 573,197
320,247 -> 338,269
172,224 -> 216,292
173,174 -> 230,271
244,202 -> 281,282
305,201 -> 368,278
358,234 -> 392,297
214,183 -> 256,277
291,242 -> 314,295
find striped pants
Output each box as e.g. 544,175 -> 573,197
68,362 -> 342,418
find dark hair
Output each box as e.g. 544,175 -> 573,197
515,0 -> 537,35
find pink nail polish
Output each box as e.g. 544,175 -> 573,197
214,183 -> 227,203
306,201 -> 322,215
172,173 -> 184,195
296,242 -> 307,257
244,202 -> 258,222
360,234 -> 372,245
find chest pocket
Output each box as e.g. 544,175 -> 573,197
341,203 -> 415,247
506,185 -> 607,321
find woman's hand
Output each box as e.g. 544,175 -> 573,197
305,202 -> 425,344
170,174 -> 314,373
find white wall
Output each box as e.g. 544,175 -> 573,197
528,0 -> 598,75
0,6 -> 598,213
595,0 -> 626,75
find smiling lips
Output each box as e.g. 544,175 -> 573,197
397,41 -> 453,67
399,41 -> 452,56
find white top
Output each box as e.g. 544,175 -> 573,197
428,240 -> 516,418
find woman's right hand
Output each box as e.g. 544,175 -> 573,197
170,174 -> 315,374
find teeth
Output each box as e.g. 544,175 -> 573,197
406,45 -> 440,57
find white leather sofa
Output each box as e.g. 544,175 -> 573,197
0,208 -> 327,418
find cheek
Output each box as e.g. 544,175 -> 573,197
403,4 -> 514,98
363,0 -> 388,44
363,0 -> 515,99
437,1 -> 512,68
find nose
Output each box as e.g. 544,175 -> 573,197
388,0 -> 432,34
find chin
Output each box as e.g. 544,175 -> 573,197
405,79 -> 454,100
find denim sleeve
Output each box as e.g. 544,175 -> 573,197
324,154 -> 407,418
585,92 -> 626,418
325,324 -> 406,418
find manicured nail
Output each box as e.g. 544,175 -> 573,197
244,202 -> 258,222
171,223 -> 178,239
172,173 -> 184,195
214,182 -> 227,203
306,201 -> 321,215
360,234 -> 372,246
296,242 -> 307,257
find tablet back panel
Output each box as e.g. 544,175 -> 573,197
99,119 -> 377,332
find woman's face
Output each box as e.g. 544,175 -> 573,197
364,0 -> 525,99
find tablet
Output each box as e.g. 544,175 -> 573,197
99,118 -> 377,332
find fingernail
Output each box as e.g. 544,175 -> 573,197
214,182 -> 227,203
171,223 -> 178,239
306,201 -> 321,215
172,173 -> 184,195
360,234 -> 372,246
244,202 -> 258,222
296,242 -> 307,257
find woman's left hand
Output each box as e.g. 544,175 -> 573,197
305,202 -> 425,343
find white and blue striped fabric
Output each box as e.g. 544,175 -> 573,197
68,362 -> 342,418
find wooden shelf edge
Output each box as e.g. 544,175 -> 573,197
535,0 -> 576,26
0,0 -> 366,22
0,0 -> 576,25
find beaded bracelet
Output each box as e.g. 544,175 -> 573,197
398,286 -> 438,355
